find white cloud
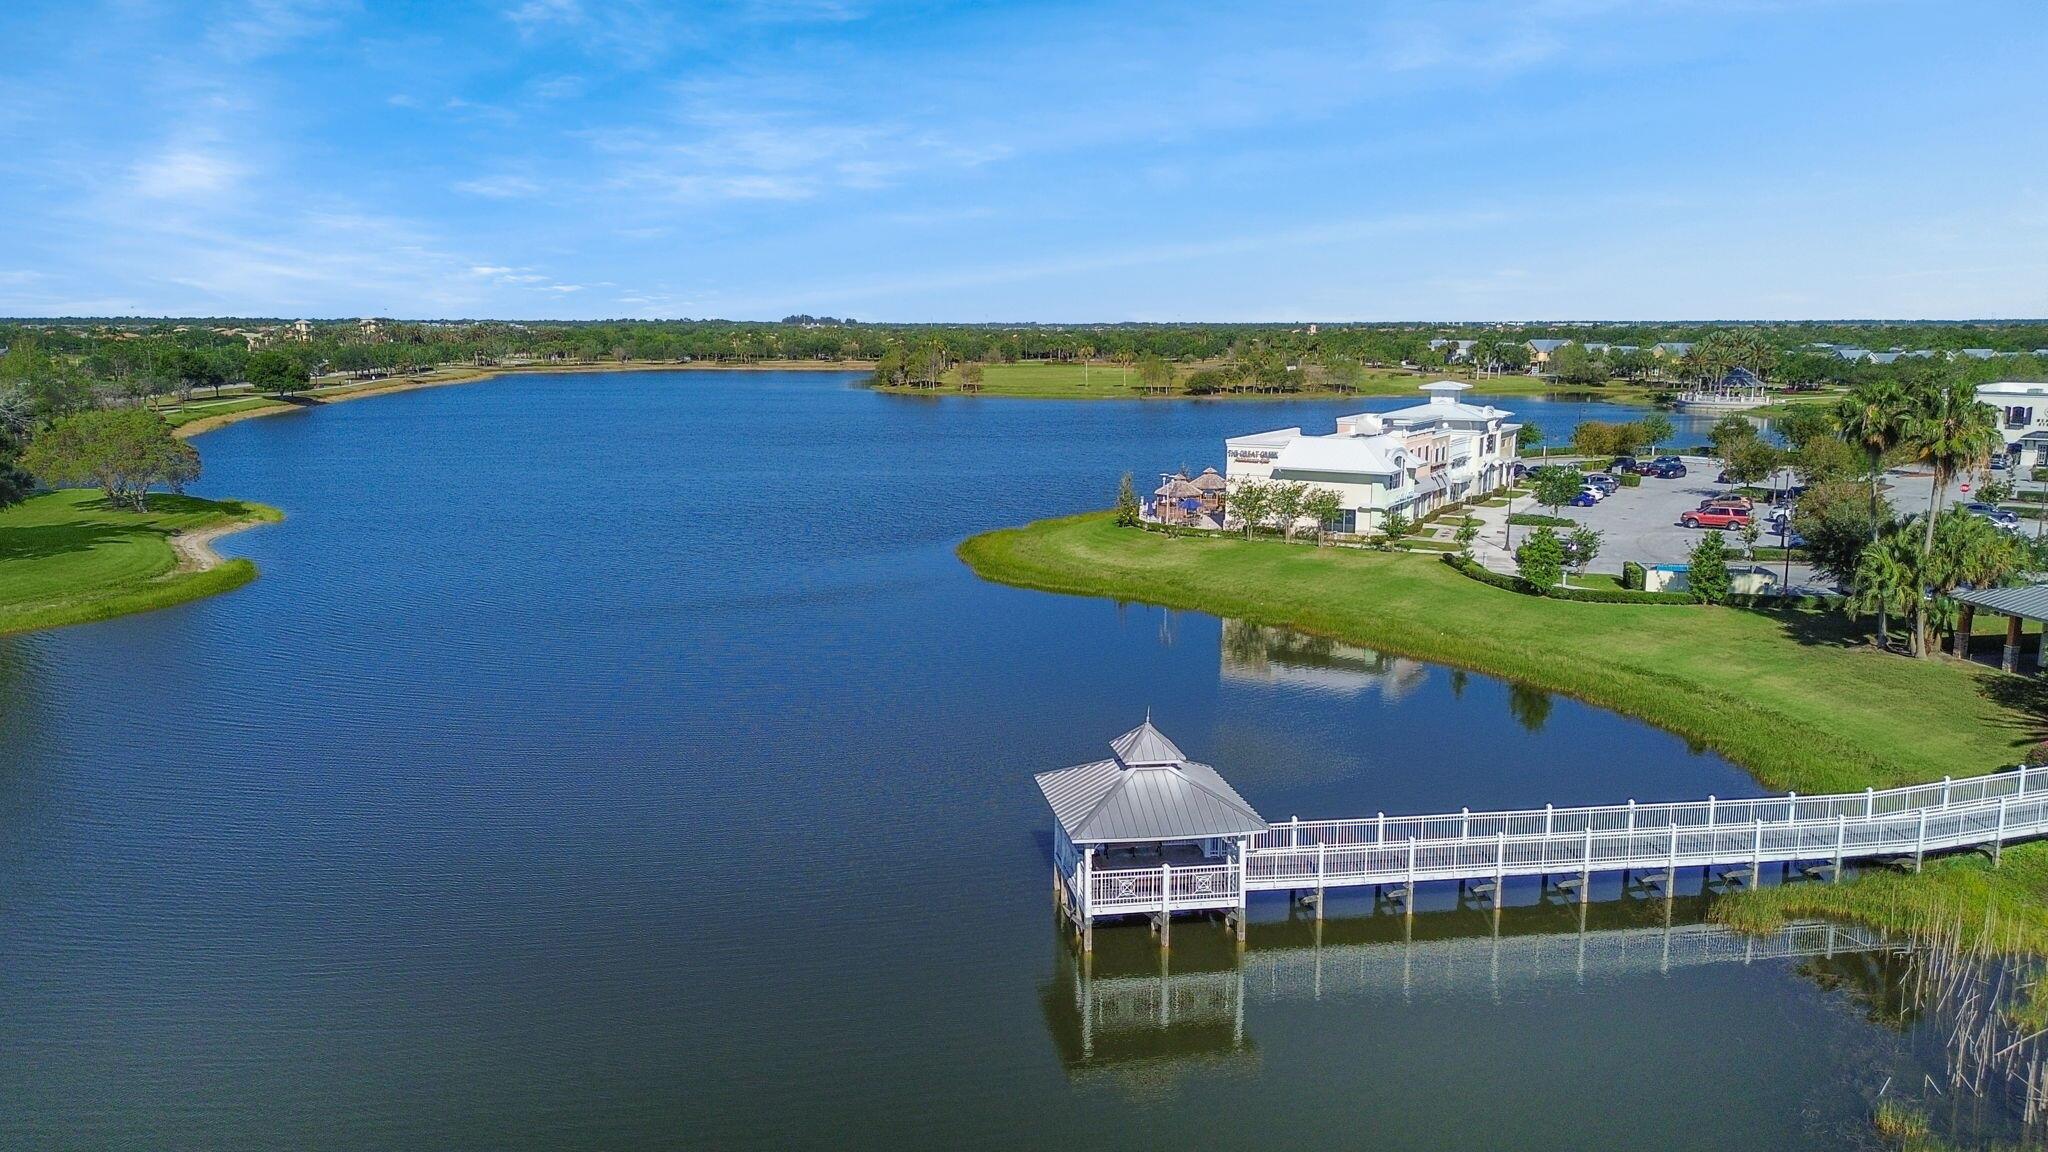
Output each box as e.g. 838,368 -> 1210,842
129,147 -> 245,200
455,174 -> 544,199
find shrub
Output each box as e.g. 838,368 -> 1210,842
1514,527 -> 1566,588
1618,472 -> 1641,487
1439,554 -> 1693,604
1621,560 -> 1647,591
1507,512 -> 1574,527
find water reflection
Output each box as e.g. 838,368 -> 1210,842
1218,620 -> 1430,701
1219,618 -> 1554,729
1042,898 -> 1889,1078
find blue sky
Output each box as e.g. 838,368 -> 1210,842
1,1 -> 2044,321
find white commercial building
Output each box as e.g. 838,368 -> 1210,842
1224,381 -> 1518,534
1977,381 -> 2048,468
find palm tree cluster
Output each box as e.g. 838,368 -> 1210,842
1832,369 -> 2012,657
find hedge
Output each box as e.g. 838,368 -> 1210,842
1441,554 -> 1695,605
1507,512 -> 1575,527
1621,560 -> 1647,591
1618,472 -> 1642,487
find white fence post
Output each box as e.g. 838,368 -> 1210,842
1787,791 -> 1798,823
1865,787 -> 1875,818
1461,807 -> 1470,840
1159,861 -> 1172,949
1942,776 -> 1953,810
1833,814 -> 1846,883
1405,837 -> 1418,914
1915,810 -> 1928,872
1579,825 -> 1593,904
1750,820 -> 1763,885
1376,811 -> 1386,844
1707,795 -> 1717,829
1316,842 -> 1327,919
1627,799 -> 1637,836
1290,815 -> 1300,848
1995,796 -> 2009,866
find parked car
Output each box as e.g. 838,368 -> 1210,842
1680,506 -> 1752,529
1964,502 -> 2021,531
1578,485 -> 1608,503
1583,473 -> 1620,495
1609,456 -> 1641,475
1642,457 -> 1688,479
1568,490 -> 1599,507
1699,494 -> 1755,512
1510,462 -> 1530,480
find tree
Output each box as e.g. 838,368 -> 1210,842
1847,525 -> 1919,650
1229,480 -> 1270,538
1454,520 -> 1479,559
1791,434 -> 1858,486
1531,465 -> 1582,515
1302,487 -> 1344,544
1268,481 -> 1306,540
1687,531 -> 1732,604
1572,421 -> 1622,458
1738,518 -> 1760,564
1923,508 -> 2020,652
1709,413 -> 1759,463
958,361 -> 985,392
1323,358 -> 1365,394
1516,421 -> 1545,454
1516,526 -> 1565,588
1114,472 -> 1141,527
20,409 -> 199,511
1640,413 -> 1674,456
1567,526 -> 1602,583
1794,481 -> 1888,588
1551,343 -> 1609,386
1902,379 -> 2004,656
246,349 -> 309,395
1380,508 -> 1411,545
1724,437 -> 1782,488
1773,405 -> 1836,450
1136,354 -> 1174,395
1835,378 -> 1913,636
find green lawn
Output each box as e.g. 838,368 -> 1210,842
0,489 -> 282,635
959,512 -> 2041,795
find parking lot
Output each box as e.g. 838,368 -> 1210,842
1466,455 -> 1824,588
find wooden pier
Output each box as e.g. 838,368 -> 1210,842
1042,722 -> 2048,950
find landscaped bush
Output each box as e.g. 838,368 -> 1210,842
1618,472 -> 1641,487
1507,512 -> 1575,528
1441,554 -> 1694,604
1621,560 -> 1646,590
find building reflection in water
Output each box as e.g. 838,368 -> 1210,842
1219,620 -> 1431,703
1041,896 -> 1890,1078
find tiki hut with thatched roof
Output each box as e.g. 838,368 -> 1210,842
1151,474 -> 1205,524
1190,467 -> 1228,512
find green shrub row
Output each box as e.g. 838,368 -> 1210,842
1507,512 -> 1575,527
1618,472 -> 1642,488
1441,554 -> 1694,605
1621,560 -> 1646,590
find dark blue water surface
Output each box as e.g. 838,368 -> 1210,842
0,374 -> 1961,1149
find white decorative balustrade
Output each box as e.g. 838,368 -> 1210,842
1066,765 -> 2048,929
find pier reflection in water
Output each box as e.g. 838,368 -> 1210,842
1043,897 -> 1892,1076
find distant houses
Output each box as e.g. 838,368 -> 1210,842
1224,381 -> 1519,533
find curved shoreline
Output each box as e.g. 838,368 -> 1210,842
171,359 -> 877,440
169,515 -> 267,572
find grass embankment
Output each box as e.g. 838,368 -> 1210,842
160,358 -> 876,436
879,360 -> 1667,401
0,489 -> 282,635
960,512 -> 2048,949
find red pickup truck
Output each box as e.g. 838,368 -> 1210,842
1680,506 -> 1752,530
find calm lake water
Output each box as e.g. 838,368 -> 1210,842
0,373 -> 1992,1148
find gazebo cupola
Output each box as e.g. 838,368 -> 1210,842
1036,719 -> 1269,857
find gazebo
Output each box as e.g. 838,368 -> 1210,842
1037,720 -> 1269,949
1952,585 -> 2048,673
1190,467 -> 1229,512
1151,475 -> 1205,524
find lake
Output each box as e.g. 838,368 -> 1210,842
0,373 -> 1995,1148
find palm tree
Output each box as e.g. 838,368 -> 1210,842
1902,381 -> 2003,655
1847,525 -> 1918,651
1836,379 -> 1911,643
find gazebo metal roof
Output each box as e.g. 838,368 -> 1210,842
1036,721 -> 1269,845
1955,584 -> 2048,622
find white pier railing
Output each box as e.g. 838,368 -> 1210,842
1068,765 -> 2048,935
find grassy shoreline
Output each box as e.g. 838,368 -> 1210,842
957,512 -> 2048,949
163,358 -> 879,438
876,360 -> 1672,402
0,489 -> 283,636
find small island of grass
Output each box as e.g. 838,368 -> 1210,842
0,488 -> 281,636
